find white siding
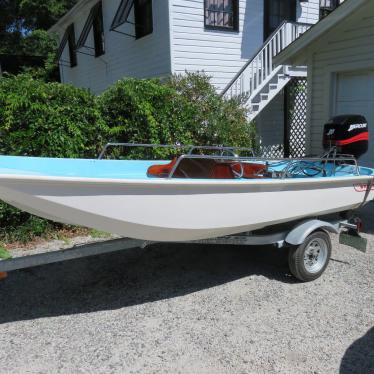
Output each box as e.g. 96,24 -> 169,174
55,0 -> 321,94
170,0 -> 320,92
297,0 -> 320,25
58,0 -> 171,94
307,2 -> 374,155
170,0 -> 263,92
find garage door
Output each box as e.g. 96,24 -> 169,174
336,70 -> 374,168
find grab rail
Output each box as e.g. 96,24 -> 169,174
167,154 -> 360,179
98,142 -> 255,160
98,142 -> 360,179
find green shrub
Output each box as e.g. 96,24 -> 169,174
166,73 -> 256,148
98,78 -> 189,159
98,73 -> 256,158
0,74 -> 107,236
0,74 -> 107,158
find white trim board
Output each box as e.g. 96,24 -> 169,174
274,0 -> 369,66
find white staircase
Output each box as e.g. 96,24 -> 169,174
222,21 -> 311,121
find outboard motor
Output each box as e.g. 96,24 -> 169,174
323,114 -> 369,159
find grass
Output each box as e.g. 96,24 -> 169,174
89,229 -> 112,239
0,217 -> 112,251
0,246 -> 12,259
0,204 -> 112,249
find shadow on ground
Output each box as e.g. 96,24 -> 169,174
340,327 -> 374,374
0,243 -> 294,324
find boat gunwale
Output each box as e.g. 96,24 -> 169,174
0,173 -> 372,187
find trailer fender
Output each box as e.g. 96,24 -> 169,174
285,219 -> 339,246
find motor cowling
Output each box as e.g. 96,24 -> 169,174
323,114 -> 369,159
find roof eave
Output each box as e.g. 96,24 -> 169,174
274,0 -> 368,66
48,0 -> 97,34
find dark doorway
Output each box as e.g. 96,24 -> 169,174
264,0 -> 296,40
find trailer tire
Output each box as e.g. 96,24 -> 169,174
288,231 -> 331,282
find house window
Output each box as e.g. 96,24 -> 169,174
134,0 -> 153,39
264,0 -> 296,40
320,0 -> 340,18
204,0 -> 239,31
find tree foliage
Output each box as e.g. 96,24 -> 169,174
0,0 -> 77,66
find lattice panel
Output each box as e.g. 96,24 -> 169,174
286,78 -> 308,157
260,145 -> 285,158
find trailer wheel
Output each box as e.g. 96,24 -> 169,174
288,231 -> 331,282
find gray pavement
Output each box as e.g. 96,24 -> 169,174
0,203 -> 373,373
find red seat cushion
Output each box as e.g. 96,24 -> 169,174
211,163 -> 235,179
232,163 -> 267,178
147,158 -> 177,178
147,159 -> 267,179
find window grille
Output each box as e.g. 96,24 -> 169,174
204,0 -> 239,31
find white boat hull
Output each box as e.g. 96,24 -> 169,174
0,175 -> 373,241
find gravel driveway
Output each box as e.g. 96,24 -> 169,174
0,204 -> 373,374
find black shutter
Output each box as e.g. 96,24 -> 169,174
93,2 -> 105,56
134,0 -> 153,39
57,23 -> 77,67
76,1 -> 105,57
67,24 -> 77,67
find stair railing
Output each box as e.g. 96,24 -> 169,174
221,21 -> 311,100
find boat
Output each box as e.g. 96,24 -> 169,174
0,115 -> 373,242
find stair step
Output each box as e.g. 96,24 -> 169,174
251,104 -> 260,112
269,83 -> 278,90
260,93 -> 268,100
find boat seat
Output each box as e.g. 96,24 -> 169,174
147,158 -> 267,179
232,162 -> 267,178
147,158 -> 178,178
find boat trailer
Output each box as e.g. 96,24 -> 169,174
0,215 -> 367,283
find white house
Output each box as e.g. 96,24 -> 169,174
50,0 -> 340,155
275,0 -> 374,167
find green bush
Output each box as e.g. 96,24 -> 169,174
0,74 -> 106,157
98,73 -> 256,158
0,74 -> 107,237
166,73 -> 256,148
98,78 -> 189,159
